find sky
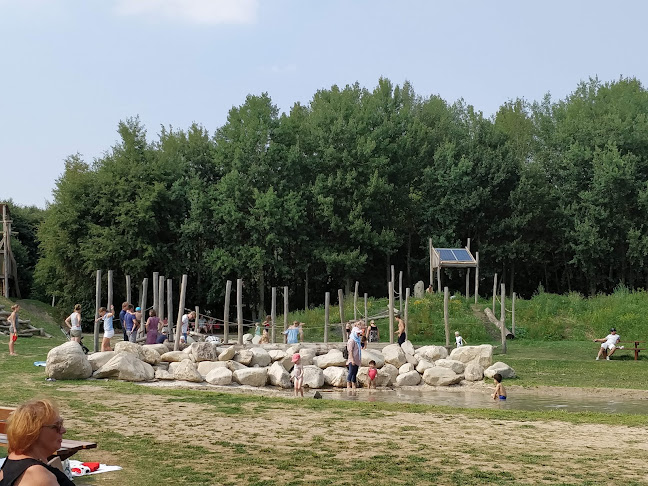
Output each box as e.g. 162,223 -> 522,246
1,0 -> 647,208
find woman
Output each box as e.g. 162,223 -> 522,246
7,304 -> 19,356
0,399 -> 75,485
367,320 -> 380,343
346,326 -> 362,391
145,309 -> 160,345
64,304 -> 82,343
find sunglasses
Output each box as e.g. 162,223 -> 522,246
42,420 -> 64,434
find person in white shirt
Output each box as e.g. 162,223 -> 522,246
181,311 -> 195,342
594,328 -> 622,360
455,331 -> 465,347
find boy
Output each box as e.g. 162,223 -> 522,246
95,305 -> 115,352
492,373 -> 506,400
367,360 -> 378,389
455,331 -> 465,347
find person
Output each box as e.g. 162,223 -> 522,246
181,311 -> 195,342
123,304 -> 138,343
159,317 -> 168,334
346,326 -> 362,391
395,316 -> 406,346
64,304 -> 82,343
7,304 -> 19,356
455,331 -> 465,347
0,398 -> 75,485
95,305 -> 115,352
344,321 -> 352,341
134,307 -> 143,337
119,302 -> 128,341
291,353 -> 304,398
492,373 -> 506,400
145,309 -> 160,345
594,328 -> 623,360
254,321 -> 261,337
283,322 -> 299,345
426,285 -> 433,294
298,321 -> 305,342
259,327 -> 269,344
156,328 -> 169,344
367,360 -> 378,389
262,315 -> 271,332
367,320 -> 379,343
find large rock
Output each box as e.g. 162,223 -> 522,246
415,359 -> 435,374
435,359 -> 465,374
233,349 -> 253,366
357,366 -> 392,387
464,362 -> 484,381
396,370 -> 421,386
361,349 -> 385,368
46,342 -> 93,380
242,333 -> 253,344
414,280 -> 425,298
449,344 -> 493,368
405,353 -> 419,366
422,367 -> 462,386
94,353 -> 154,381
87,351 -> 115,372
233,367 -> 267,387
218,346 -> 236,361
143,343 -> 169,356
192,342 -> 220,362
114,341 -> 145,361
382,344 -> 406,368
205,367 -> 232,385
416,345 -> 448,362
484,362 -> 516,379
249,347 -> 272,367
268,350 -> 286,362
197,361 -> 228,377
160,351 -> 190,363
267,361 -> 292,388
140,347 -> 161,365
302,365 -> 325,389
155,368 -> 174,380
399,363 -> 415,374
297,347 -> 317,366
252,335 -> 261,345
313,349 -> 346,369
401,340 -> 415,357
381,363 -> 399,384
323,366 -> 348,387
173,359 -> 204,382
227,360 -> 248,372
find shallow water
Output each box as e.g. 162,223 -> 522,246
315,387 -> 648,415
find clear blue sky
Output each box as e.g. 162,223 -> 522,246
1,0 -> 646,208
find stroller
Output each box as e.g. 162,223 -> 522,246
60,326 -> 90,354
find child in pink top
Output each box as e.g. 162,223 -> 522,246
292,353 -> 304,397
367,360 -> 378,389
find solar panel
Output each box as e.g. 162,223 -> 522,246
451,249 -> 472,261
438,249 -> 457,261
436,248 -> 474,263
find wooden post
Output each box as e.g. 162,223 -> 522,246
51,295 -> 55,307
474,252 -> 480,304
388,282 -> 394,344
405,287 -> 410,336
126,275 -> 131,305
429,238 -> 434,291
437,266 -> 441,294
443,286 -> 450,346
166,279 -> 173,337
2,205 -> 8,299
158,276 -> 165,321
173,274 -> 188,351
139,278 -> 148,338
237,279 -> 243,345
353,281 -> 359,320
271,287 -> 276,344
338,289 -> 344,342
94,270 -> 101,352
152,272 -> 159,317
324,292 -> 330,344
223,280 -> 231,344
399,271 -> 403,315
500,283 -> 507,353
364,293 -> 368,327
492,273 -> 498,314
107,270 -> 113,310
195,305 -> 200,336
512,292 -> 516,335
304,268 -> 309,310
465,238 -> 471,299
283,286 -> 289,343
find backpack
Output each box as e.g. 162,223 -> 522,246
342,346 -> 349,360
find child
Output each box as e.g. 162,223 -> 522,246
259,327 -> 269,344
95,305 -> 115,352
367,360 -> 378,389
291,353 -> 304,397
492,373 -> 506,400
8,304 -> 19,356
455,331 -> 465,347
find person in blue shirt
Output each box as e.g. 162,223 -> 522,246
119,302 -> 128,341
95,305 -> 115,352
283,321 -> 300,344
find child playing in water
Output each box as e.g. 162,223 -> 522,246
367,360 -> 378,389
492,373 -> 506,400
291,353 -> 304,397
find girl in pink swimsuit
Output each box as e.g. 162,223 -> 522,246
367,360 -> 378,389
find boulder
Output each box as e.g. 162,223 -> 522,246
449,344 -> 493,368
268,350 -> 286,362
405,353 -> 419,366
357,366 -> 392,387
416,345 -> 448,362
382,344 -> 406,368
155,368 -> 174,380
267,361 -> 292,388
484,362 -> 516,379
361,349 -> 385,368
435,359 -> 465,374
252,335 -> 261,345
143,343 -> 169,356
160,351 -> 190,363
173,360 -> 204,382
323,366 -> 348,387
87,351 -> 115,372
401,340 -> 416,357
242,333 -> 253,344
233,367 -> 267,387
114,341 -> 145,361
249,347 -> 272,367
197,361 -> 228,377
191,342 -> 220,362
233,349 -> 253,366
302,365 -> 325,389
140,347 -> 161,365
415,359 -> 434,374
227,360 -> 248,372
205,367 -> 232,385
396,370 -> 422,386
93,353 -> 154,382
381,363 -> 399,384
297,347 -> 317,366
422,367 -> 462,386
218,346 -> 236,361
464,362 -> 484,381
313,349 -> 346,369
399,363 -> 415,374
46,342 -> 93,380
414,280 -> 425,298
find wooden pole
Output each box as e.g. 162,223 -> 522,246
492,273 -> 498,314
304,267 -> 309,310
283,286 -> 289,342
390,266 -> 395,303
324,292 -> 330,344
237,279 -> 243,345
353,281 -> 359,320
429,238 -> 433,291
94,270 -> 101,352
271,287 -> 276,344
51,295 -> 55,307
2,205 -> 7,298
152,272 -> 159,318
500,283 -> 507,354
405,287 -> 410,337
126,275 -> 131,305
465,269 -> 470,298
388,282 -> 394,344
139,278 -> 148,339
158,276 -> 165,321
364,293 -> 368,327
166,279 -> 173,338
173,274 -> 187,351
106,270 -> 113,311
399,271 -> 403,315
195,305 -> 200,336
223,280 -> 231,344
474,252 -> 480,304
338,289 -> 344,342
437,266 -> 441,294
443,286 -> 450,346
512,292 -> 516,335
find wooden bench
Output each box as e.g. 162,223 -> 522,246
597,341 -> 645,360
0,407 -> 97,461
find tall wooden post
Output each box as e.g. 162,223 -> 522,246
173,274 -> 187,351
125,275 -> 131,305
437,267 -> 441,294
500,283 -> 507,353
158,276 -> 165,321
353,281 -> 359,320
390,266 -> 395,307
492,273 -> 498,314
283,286 -> 289,342
152,272 -> 159,317
465,238 -> 471,298
324,292 -> 330,344
237,279 -> 243,345
388,282 -> 394,344
94,270 -> 101,352
166,279 -> 173,337
338,289 -> 344,342
399,271 -> 403,315
304,268 -> 309,310
512,292 -> 516,335
195,305 -> 200,335
429,238 -> 434,291
107,270 -> 113,310
223,280 -> 231,344
364,293 -> 368,327
271,287 -> 277,344
405,287 -> 410,336
474,252 -> 480,304
443,286 -> 450,346
139,278 -> 148,339
2,205 -> 8,298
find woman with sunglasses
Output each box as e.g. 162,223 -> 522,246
0,399 -> 75,485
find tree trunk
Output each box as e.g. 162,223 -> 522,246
258,269 -> 265,318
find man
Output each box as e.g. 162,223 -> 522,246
395,316 -> 406,346
123,304 -> 139,343
119,302 -> 128,341
181,311 -> 195,342
156,328 -> 169,344
594,327 -> 623,360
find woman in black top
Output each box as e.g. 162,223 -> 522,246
367,320 -> 380,342
0,399 -> 75,486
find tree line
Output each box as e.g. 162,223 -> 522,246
7,76 -> 648,317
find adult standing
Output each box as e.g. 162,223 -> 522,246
395,316 -> 406,346
7,304 -> 19,356
64,304 -> 82,343
181,311 -> 195,342
346,326 -> 362,391
367,320 -> 380,343
119,302 -> 128,341
145,309 -> 160,345
123,304 -> 138,343
283,321 -> 300,345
